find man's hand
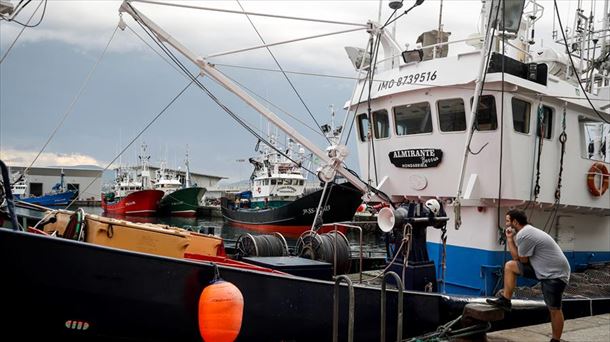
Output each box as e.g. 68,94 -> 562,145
505,227 -> 515,240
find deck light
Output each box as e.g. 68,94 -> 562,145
490,0 -> 526,37
389,1 -> 403,10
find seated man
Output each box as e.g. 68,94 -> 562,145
487,209 -> 570,342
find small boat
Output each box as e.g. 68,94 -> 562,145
102,148 -> 164,216
155,152 -> 206,217
221,134 -> 363,237
101,187 -> 164,216
221,182 -> 363,237
14,170 -> 77,206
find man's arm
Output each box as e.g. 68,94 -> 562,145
507,229 -> 529,263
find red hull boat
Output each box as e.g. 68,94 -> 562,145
101,189 -> 164,216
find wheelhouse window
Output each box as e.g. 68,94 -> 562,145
356,113 -> 369,142
471,95 -> 497,131
373,109 -> 390,139
579,116 -> 608,160
537,105 -> 554,139
30,182 -> 43,196
512,98 -> 531,134
437,98 -> 466,132
393,102 -> 432,135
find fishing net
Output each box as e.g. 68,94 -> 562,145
513,263 -> 610,298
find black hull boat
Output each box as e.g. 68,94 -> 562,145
2,228 -> 609,341
221,182 -> 363,237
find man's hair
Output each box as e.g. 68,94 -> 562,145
506,209 -> 528,226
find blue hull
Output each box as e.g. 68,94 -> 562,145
17,191 -> 76,206
426,241 -> 610,296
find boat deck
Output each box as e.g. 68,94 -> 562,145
488,313 -> 610,342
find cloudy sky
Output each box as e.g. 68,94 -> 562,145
0,0 -> 603,182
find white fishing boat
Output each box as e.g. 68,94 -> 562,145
246,134 -> 308,209
347,0 -> 610,295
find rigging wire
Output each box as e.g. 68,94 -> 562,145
5,0 -> 29,19
212,63 -> 371,82
126,2 -> 318,178
130,0 -> 367,27
366,33 -> 384,185
63,78 -> 197,210
126,2 -> 394,205
1,0 -> 47,28
191,63 -> 610,103
235,0 -> 330,145
554,0 -> 610,124
124,24 -> 186,77
465,1 -> 500,156
21,25 -> 120,177
215,68 -> 327,139
0,0 -> 45,64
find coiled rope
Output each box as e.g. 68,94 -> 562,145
296,231 -> 351,275
235,233 -> 289,257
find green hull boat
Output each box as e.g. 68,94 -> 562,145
158,187 -> 205,217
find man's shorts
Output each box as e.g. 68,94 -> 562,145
517,262 -> 567,310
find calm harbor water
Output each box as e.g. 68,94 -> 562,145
19,205 -> 386,255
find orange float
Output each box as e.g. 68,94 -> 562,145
587,162 -> 609,196
198,275 -> 244,342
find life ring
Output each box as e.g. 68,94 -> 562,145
587,162 -> 609,196
257,187 -> 261,194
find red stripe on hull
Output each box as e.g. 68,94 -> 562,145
102,190 -> 164,217
229,221 -> 347,238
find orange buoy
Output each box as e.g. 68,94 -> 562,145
587,162 -> 609,197
198,276 -> 244,342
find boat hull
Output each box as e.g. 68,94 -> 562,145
158,187 -> 205,217
1,229 -> 608,341
17,190 -> 76,206
101,189 -> 164,216
221,182 -> 363,237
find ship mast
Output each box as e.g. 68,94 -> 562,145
184,147 -> 192,188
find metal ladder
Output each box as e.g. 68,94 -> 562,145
332,271 -> 405,342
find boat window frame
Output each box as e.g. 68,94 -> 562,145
577,115 -> 607,160
470,95 -> 498,132
436,98 -> 467,133
29,182 -> 43,197
356,113 -> 370,142
511,97 -> 532,135
372,109 -> 391,140
392,101 -> 434,136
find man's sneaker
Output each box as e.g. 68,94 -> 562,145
486,295 -> 512,311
